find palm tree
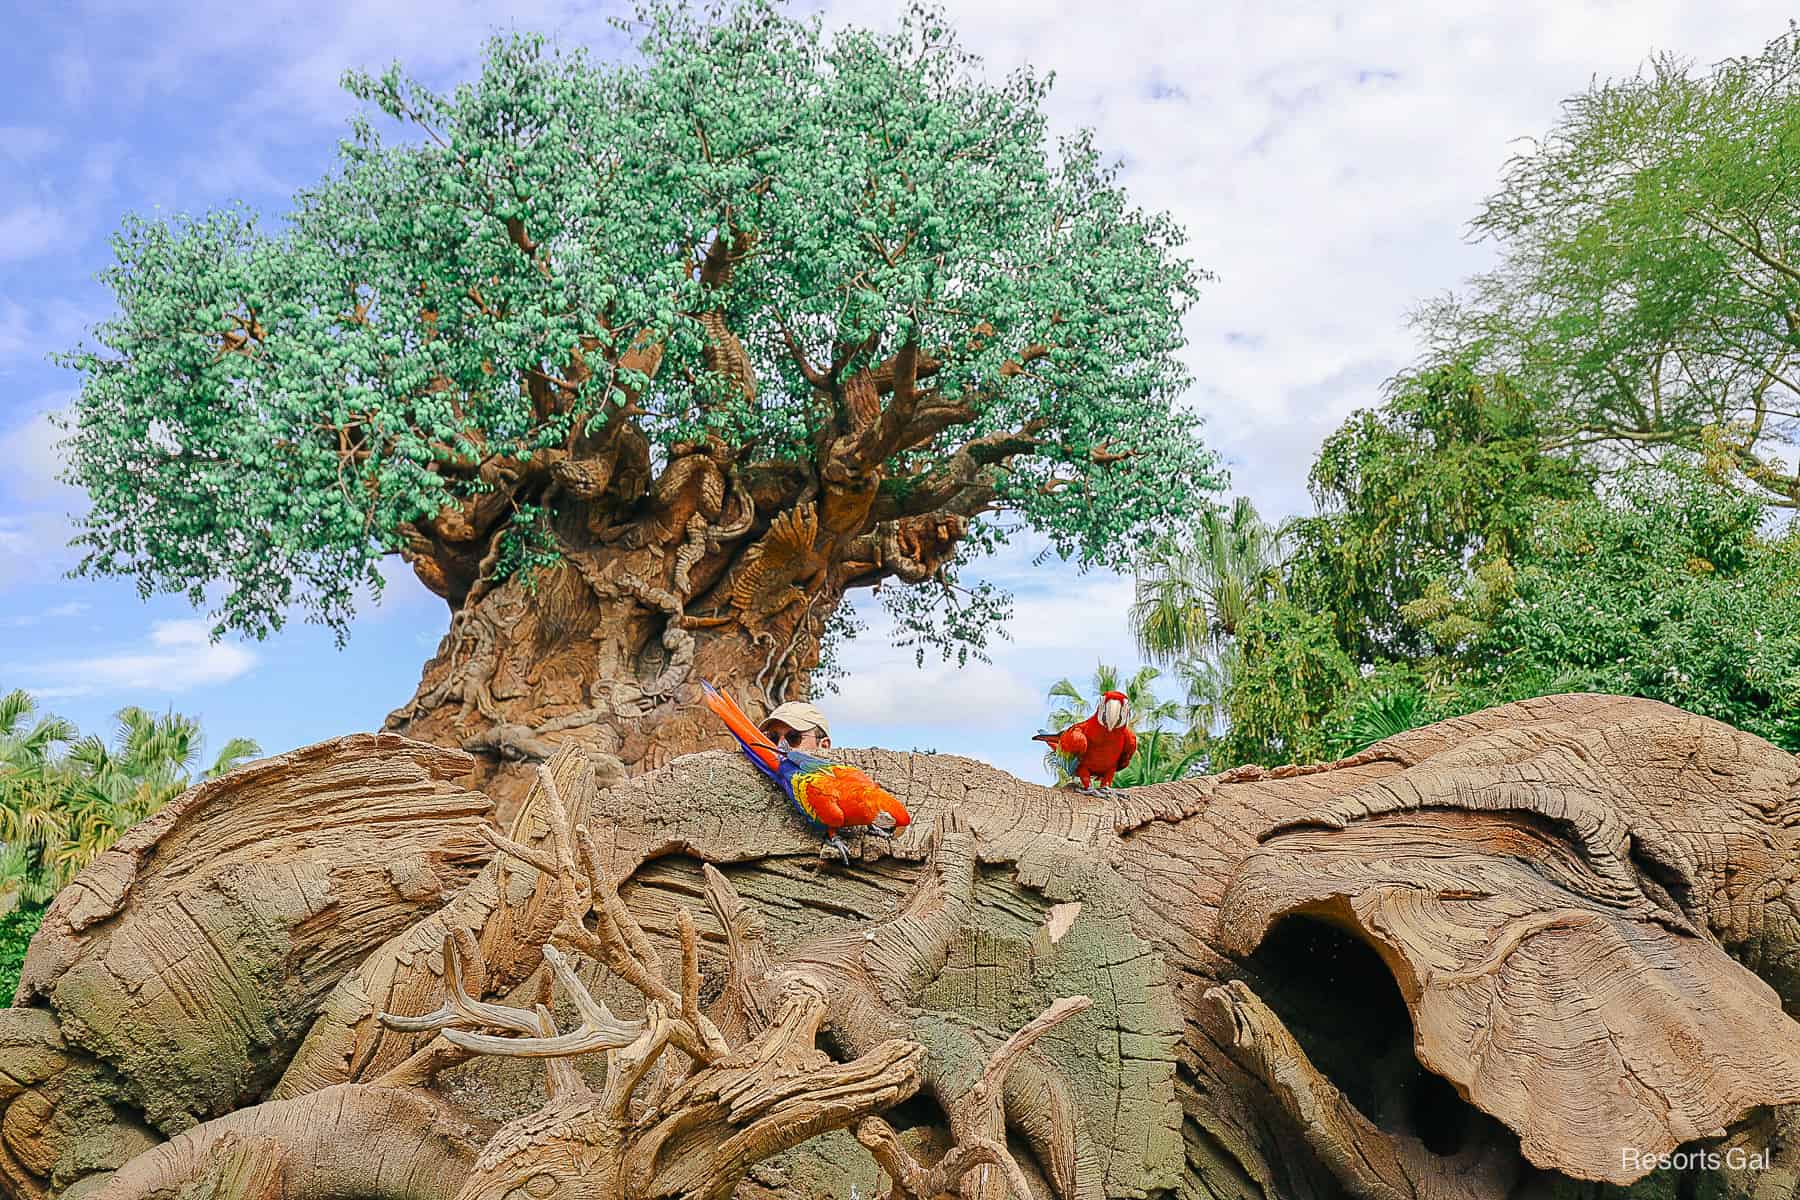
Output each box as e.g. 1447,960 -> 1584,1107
1342,688 -> 1429,754
0,691 -> 78,912
1172,654 -> 1231,745
1130,496 -> 1288,664
0,698 -> 260,909
1039,663 -> 1184,785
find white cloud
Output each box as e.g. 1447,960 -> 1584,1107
0,127 -> 58,161
148,618 -> 217,647
805,0 -> 1779,520
831,658 -> 1041,732
0,206 -> 58,263
0,400 -> 81,505
0,400 -> 87,593
0,600 -> 91,629
1000,577 -> 1139,654
13,618 -> 257,698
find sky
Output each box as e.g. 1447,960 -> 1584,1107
0,0 -> 1786,782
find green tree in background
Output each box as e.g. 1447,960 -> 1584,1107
0,691 -> 259,912
1200,24 -> 1800,767
1420,24 -> 1800,508
1286,360 -> 1592,664
0,693 -> 77,909
56,0 -> 1221,786
1130,496 -> 1288,662
1436,466 -> 1800,749
1212,600 -> 1360,769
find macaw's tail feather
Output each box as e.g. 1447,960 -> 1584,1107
699,680 -> 781,772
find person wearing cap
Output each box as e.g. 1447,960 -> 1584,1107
760,700 -> 832,752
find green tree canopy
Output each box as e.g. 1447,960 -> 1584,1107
1420,23 -> 1800,507
1442,465 -> 1800,749
1160,23 -> 1800,772
1287,359 -> 1592,662
1212,599 -> 1359,769
57,0 -> 1219,664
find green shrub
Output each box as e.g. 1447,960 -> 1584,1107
0,902 -> 47,1006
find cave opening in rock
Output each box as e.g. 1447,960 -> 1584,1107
1245,913 -> 1476,1158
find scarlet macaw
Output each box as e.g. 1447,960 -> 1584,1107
700,681 -> 911,864
1033,689 -> 1138,794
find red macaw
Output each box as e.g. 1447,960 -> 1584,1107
700,681 -> 911,864
1033,689 -> 1138,794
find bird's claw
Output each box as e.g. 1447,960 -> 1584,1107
823,835 -> 852,866
864,823 -> 894,840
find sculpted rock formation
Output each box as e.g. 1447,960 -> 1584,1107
5,694 -> 1800,1200
0,734 -> 495,1198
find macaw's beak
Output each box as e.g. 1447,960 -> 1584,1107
1099,697 -> 1128,729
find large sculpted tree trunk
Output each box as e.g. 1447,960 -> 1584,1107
382,493 -> 841,812
11,694 -> 1800,1199
380,415 -> 971,817
56,9 -> 1226,823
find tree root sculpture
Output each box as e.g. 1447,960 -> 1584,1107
855,996 -> 1094,1200
13,694 -> 1800,1200
381,763 -> 929,1200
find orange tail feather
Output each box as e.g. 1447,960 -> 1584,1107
699,681 -> 781,771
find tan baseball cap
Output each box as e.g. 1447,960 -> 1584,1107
762,701 -> 830,737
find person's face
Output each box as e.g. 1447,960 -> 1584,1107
763,721 -> 828,751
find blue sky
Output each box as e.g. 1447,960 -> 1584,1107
0,0 -> 1784,782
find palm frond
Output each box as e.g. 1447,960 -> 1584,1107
1344,690 -> 1429,753
203,737 -> 262,779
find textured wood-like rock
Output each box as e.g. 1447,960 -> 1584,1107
21,695 -> 1800,1200
274,697 -> 1800,1200
3,734 -> 495,1195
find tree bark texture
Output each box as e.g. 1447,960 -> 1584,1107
0,734 -> 494,1199
7,694 -> 1800,1200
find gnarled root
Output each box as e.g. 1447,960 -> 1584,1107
625,977 -> 926,1200
858,996 -> 1093,1200
380,765 -> 929,1200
